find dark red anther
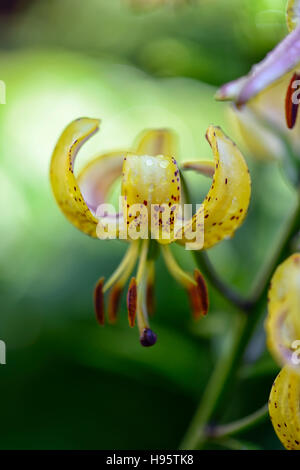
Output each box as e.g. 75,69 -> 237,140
94,277 -> 105,325
108,284 -> 122,324
188,284 -> 201,319
188,270 -> 209,319
285,72 -> 300,129
127,277 -> 137,327
194,269 -> 209,317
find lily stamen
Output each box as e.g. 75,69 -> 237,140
135,240 -> 157,346
193,269 -> 209,318
161,245 -> 208,319
285,71 -> 300,129
107,286 -> 122,324
103,241 -> 140,294
161,244 -> 196,289
107,241 -> 140,323
94,277 -> 105,325
146,260 -> 155,316
127,277 -> 137,327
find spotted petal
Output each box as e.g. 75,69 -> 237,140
122,152 -> 181,244
287,0 -> 300,32
50,118 -> 100,237
269,366 -> 300,450
216,26 -> 300,106
265,253 -> 300,371
179,126 -> 251,250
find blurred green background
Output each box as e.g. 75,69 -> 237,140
0,0 -> 294,449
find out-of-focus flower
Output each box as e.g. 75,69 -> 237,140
217,1 -> 300,162
266,253 -> 300,449
265,253 -> 300,370
269,365 -> 300,450
227,95 -> 287,162
50,118 -> 250,346
216,1 -> 300,109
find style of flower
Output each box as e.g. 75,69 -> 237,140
266,253 -> 300,449
50,118 -> 251,346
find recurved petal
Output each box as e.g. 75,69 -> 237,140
228,72 -> 300,155
216,26 -> 300,106
265,253 -> 300,371
215,76 -> 248,102
135,129 -> 177,157
287,0 -> 300,32
78,151 -> 128,214
180,126 -> 251,250
181,160 -> 215,178
50,118 -> 100,237
269,366 -> 300,450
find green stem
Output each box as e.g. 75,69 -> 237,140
180,192 -> 300,450
207,404 -> 268,439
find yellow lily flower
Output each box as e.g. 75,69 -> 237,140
50,117 -> 251,346
265,253 -> 300,449
265,253 -> 300,371
216,1 -> 300,160
269,365 -> 300,450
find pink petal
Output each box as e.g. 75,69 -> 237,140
237,26 -> 300,105
216,26 -> 300,105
